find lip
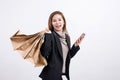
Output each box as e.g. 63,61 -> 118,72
55,25 -> 61,28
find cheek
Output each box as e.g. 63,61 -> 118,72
52,22 -> 55,27
61,21 -> 65,25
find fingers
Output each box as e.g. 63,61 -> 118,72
80,33 -> 85,40
74,33 -> 85,46
44,28 -> 51,33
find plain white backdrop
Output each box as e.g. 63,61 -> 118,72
0,0 -> 120,80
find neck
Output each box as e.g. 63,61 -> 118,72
54,30 -> 63,34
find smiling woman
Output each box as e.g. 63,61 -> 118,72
1,0 -> 120,80
39,11 -> 85,80
9,10 -> 85,80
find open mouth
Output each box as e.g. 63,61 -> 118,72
55,25 -> 61,28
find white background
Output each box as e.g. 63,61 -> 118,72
0,0 -> 120,80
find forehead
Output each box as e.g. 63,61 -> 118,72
52,14 -> 63,19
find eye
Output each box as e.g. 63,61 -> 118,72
58,19 -> 62,21
52,19 -> 56,22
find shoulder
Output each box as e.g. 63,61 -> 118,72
44,31 -> 54,40
44,33 -> 52,39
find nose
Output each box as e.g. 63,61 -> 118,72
56,20 -> 60,24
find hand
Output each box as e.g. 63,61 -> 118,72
74,33 -> 85,47
43,28 -> 51,33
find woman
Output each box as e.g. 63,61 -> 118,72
39,11 -> 85,80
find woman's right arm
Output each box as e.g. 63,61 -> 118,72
40,33 -> 52,59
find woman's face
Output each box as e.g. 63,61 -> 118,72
52,14 -> 64,32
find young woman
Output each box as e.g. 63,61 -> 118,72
39,11 -> 85,80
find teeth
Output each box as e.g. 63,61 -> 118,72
56,25 -> 61,27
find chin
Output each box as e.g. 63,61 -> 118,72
55,28 -> 62,31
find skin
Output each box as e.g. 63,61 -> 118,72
52,14 -> 64,33
74,33 -> 85,46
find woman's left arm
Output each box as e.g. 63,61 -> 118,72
70,33 -> 85,58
